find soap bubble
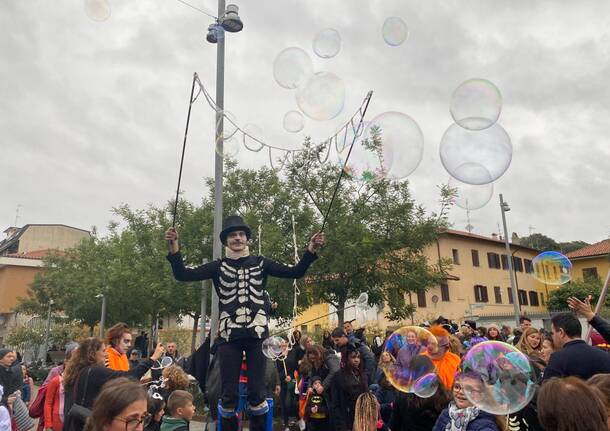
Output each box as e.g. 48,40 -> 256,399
382,17 -> 408,46
296,72 -> 345,121
451,79 -> 502,131
273,47 -> 314,90
242,123 -> 265,152
215,135 -> 240,158
382,326 -> 439,394
262,336 -> 289,360
532,251 -> 572,285
342,133 -> 390,183
448,164 -> 494,210
313,28 -> 342,58
413,373 -> 440,398
216,110 -> 238,140
439,123 -> 512,185
283,111 -> 305,133
362,111 -> 424,180
459,341 -> 536,415
84,0 -> 111,22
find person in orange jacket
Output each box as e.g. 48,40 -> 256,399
105,322 -> 132,371
424,325 -> 461,391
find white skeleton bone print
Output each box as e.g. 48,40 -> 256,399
218,260 -> 268,340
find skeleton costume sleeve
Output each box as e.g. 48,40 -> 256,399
167,250 -> 317,343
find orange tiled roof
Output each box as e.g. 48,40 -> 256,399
566,239 -> 610,259
5,249 -> 57,260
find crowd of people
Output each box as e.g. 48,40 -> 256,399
0,298 -> 608,430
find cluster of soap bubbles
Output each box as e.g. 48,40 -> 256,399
442,79 -> 511,211
381,326 -> 440,397
459,341 -> 536,415
273,29 -> 345,127
531,251 -> 572,285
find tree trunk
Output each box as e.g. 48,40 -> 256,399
190,314 -> 199,354
336,299 -> 347,327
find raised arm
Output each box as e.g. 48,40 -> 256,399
165,228 -> 217,281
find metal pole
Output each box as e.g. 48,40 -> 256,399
500,194 -> 521,327
199,258 -> 209,346
209,0 -> 226,348
42,300 -> 53,362
100,294 -> 107,339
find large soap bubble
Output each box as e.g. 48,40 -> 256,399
451,79 -> 502,131
296,72 -> 345,121
362,112 -> 424,180
262,336 -> 289,360
448,164 -> 494,210
242,123 -> 265,152
382,17 -> 408,46
313,28 -> 342,58
273,47 -> 314,90
283,110 -> 305,133
459,341 -> 536,415
342,131 -> 390,183
532,251 -> 572,285
84,0 -> 111,21
381,326 -> 439,396
439,123 -> 512,185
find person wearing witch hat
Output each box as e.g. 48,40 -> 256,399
165,215 -> 325,431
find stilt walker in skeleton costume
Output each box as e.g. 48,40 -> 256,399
165,215 -> 325,431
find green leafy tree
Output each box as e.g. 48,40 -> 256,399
547,278 -> 605,311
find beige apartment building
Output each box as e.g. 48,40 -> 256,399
295,229 -> 547,333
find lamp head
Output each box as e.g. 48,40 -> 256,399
221,4 -> 243,33
206,23 -> 218,43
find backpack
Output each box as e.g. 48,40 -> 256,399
28,382 -> 48,418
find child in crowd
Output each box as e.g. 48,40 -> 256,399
145,395 -> 166,431
353,392 -> 387,431
160,390 -> 196,431
304,377 -> 330,431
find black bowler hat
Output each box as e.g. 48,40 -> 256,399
220,215 -> 251,245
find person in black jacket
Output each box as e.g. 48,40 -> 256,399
330,346 -> 368,431
304,377 -> 331,431
303,345 -> 339,396
331,328 -> 376,384
165,215 -> 324,431
0,349 -> 22,404
62,337 -> 164,431
543,311 -> 610,381
390,387 -> 450,431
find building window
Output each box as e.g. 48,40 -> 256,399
471,249 -> 480,267
301,325 -> 308,333
441,283 -> 450,301
529,291 -> 540,306
524,259 -> 533,274
494,286 -> 502,304
513,257 -> 524,272
452,249 -> 460,265
501,254 -> 508,270
518,289 -> 529,306
540,292 -> 545,305
583,268 -> 599,281
508,288 -> 514,304
487,252 -> 501,269
314,324 -> 322,332
474,285 -> 489,302
417,291 -> 427,307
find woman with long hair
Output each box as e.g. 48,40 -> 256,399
84,378 -> 149,431
63,337 -> 163,431
331,348 -> 368,431
322,329 -> 334,351
304,344 -> 339,393
515,327 -> 545,379
353,392 -> 384,431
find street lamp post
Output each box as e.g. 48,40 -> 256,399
500,194 -> 521,327
207,1 -> 243,348
97,293 -> 107,339
42,299 -> 54,362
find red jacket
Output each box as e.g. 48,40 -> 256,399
44,375 -> 64,431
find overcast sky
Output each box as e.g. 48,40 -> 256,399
2,0 -> 610,245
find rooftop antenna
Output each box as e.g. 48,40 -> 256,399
528,225 -> 535,236
465,204 -> 474,233
14,204 -> 23,226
